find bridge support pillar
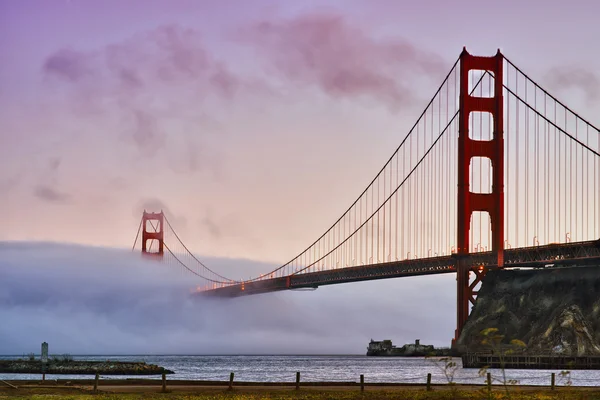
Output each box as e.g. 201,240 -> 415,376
454,259 -> 488,344
455,258 -> 470,343
142,211 -> 164,258
455,48 -> 504,342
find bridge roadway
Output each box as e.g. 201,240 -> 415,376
199,240 -> 600,298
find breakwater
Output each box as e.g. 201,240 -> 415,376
0,360 -> 173,375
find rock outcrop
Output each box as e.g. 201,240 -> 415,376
456,265 -> 600,356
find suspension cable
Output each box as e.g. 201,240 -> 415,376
163,215 -> 238,283
226,56 -> 462,283
145,219 -> 231,284
132,216 -> 143,252
502,82 -> 600,157
504,56 -> 600,134
292,107 -> 460,275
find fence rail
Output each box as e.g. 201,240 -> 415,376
462,353 -> 600,370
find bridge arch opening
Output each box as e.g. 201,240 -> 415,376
468,111 -> 494,141
468,70 -> 495,98
469,211 -> 492,253
144,239 -> 161,255
469,157 -> 493,194
145,219 -> 161,233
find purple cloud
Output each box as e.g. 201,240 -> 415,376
34,185 -> 69,203
134,198 -> 187,232
131,110 -> 164,157
43,49 -> 93,82
201,215 -> 222,239
239,13 -> 445,110
41,25 -> 239,165
210,62 -> 240,99
546,66 -> 600,103
49,157 -> 61,171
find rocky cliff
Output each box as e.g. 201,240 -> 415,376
456,265 -> 600,356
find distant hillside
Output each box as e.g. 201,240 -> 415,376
456,265 -> 600,356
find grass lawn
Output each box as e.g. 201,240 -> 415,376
2,385 -> 600,400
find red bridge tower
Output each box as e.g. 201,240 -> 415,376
142,211 -> 164,258
455,48 -> 505,341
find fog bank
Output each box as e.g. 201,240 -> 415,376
0,242 -> 455,355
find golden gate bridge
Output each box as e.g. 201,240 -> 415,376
132,49 -> 600,342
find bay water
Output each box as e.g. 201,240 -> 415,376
1,355 -> 598,386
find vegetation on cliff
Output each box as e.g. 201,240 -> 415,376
457,265 -> 600,356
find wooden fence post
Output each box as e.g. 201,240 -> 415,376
162,373 -> 166,392
426,373 -> 432,391
360,374 -> 364,392
487,372 -> 491,393
93,373 -> 99,393
296,372 -> 300,390
551,372 -> 555,390
229,372 -> 234,390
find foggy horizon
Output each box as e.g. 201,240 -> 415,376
0,241 -> 456,356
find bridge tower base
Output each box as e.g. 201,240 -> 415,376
455,48 -> 505,342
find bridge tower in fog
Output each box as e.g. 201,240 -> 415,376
454,48 -> 505,341
141,211 -> 164,258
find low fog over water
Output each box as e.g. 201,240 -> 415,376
0,242 -> 455,355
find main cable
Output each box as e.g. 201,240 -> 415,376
132,216 -> 143,252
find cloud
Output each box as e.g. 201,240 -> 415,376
33,185 -> 69,203
0,242 -> 456,355
199,209 -> 238,241
0,176 -> 21,195
239,13 -> 445,110
43,49 -> 93,83
131,109 -> 164,156
41,25 -> 239,171
545,66 -> 600,103
200,214 -> 221,239
134,198 -> 187,234
31,158 -> 68,203
43,25 -> 214,90
209,62 -> 241,99
49,157 -> 61,171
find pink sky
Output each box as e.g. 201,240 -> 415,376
2,0 -> 599,264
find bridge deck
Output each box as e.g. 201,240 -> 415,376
199,240 -> 600,298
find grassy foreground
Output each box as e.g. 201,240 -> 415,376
2,385 -> 600,400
